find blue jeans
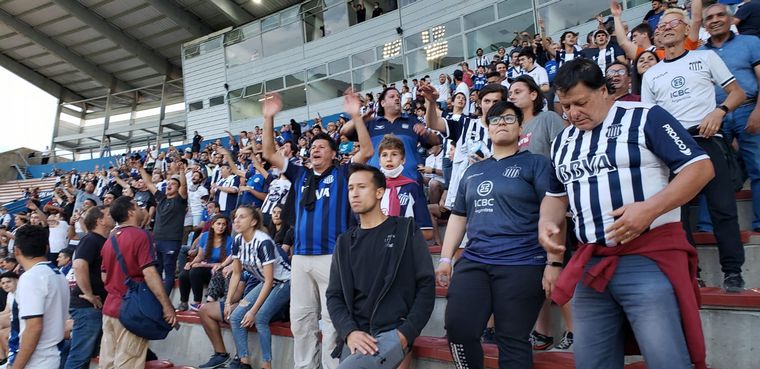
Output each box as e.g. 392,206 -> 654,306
155,240 -> 182,294
63,307 -> 102,369
573,255 -> 691,369
229,281 -> 290,362
722,103 -> 760,230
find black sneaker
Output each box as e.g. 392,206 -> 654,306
553,331 -> 573,351
723,273 -> 745,293
529,330 -> 554,351
227,357 -> 242,369
198,352 -> 230,368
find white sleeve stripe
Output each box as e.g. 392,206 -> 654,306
545,191 -> 568,197
673,155 -> 710,174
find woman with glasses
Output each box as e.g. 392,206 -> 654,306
436,101 -> 558,369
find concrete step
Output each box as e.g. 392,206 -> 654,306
697,234 -> 760,288
686,190 -> 755,232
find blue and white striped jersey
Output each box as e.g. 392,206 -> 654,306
546,102 -> 709,246
232,231 -> 291,285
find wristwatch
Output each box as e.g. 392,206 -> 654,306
546,261 -> 564,268
717,104 -> 729,115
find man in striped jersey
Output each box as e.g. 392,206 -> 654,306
420,83 -> 508,210
540,58 -> 714,369
642,7 -> 748,292
261,90 -> 373,369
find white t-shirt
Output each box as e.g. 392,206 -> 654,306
424,149 -> 445,184
524,65 -> 549,87
455,82 -> 470,115
435,83 -> 450,103
188,184 -> 209,217
16,262 -> 69,369
642,50 -> 735,129
48,222 -> 69,253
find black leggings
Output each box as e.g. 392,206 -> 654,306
179,267 -> 212,303
445,258 -> 544,369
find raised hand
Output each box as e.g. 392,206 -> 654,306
262,93 -> 283,118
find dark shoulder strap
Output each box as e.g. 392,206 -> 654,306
109,234 -> 131,280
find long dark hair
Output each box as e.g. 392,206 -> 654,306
268,205 -> 292,245
376,87 -> 399,117
632,50 -> 660,95
510,75 -> 545,116
203,214 -> 230,262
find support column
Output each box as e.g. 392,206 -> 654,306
155,76 -> 168,151
49,98 -> 64,164
98,89 -> 113,157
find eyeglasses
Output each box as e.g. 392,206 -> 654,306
488,115 -> 518,126
656,18 -> 686,30
606,69 -> 627,77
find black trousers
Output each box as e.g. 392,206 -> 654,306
681,136 -> 745,275
179,267 -> 212,303
445,258 -> 544,369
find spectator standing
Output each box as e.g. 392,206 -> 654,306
644,0 -> 668,31
138,161 -> 189,294
11,225 -> 69,369
372,2 -> 383,17
641,7 -> 748,291
542,58 -> 712,369
189,170 -> 210,227
700,3 -> 760,232
99,196 -> 176,368
0,207 -> 10,228
606,62 -> 640,101
326,164 -> 435,369
212,164 -> 240,217
733,0 -> 760,37
261,90 -> 373,369
192,131 -> 203,155
63,206 -> 113,369
434,74 -> 451,110
518,50 -> 550,93
436,101 -> 552,369
454,70 -> 471,115
354,2 -> 366,23
579,30 -> 626,73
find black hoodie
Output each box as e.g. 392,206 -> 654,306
326,217 -> 435,357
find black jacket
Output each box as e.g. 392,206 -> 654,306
326,217 -> 435,357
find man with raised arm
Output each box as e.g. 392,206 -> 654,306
260,90 -> 373,369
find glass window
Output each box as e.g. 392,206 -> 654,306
262,14 -> 279,32
225,35 -> 262,66
465,11 -> 534,58
353,58 -> 404,91
242,21 -> 261,37
307,72 -> 351,104
280,6 -> 300,23
209,95 -> 225,107
497,0 -> 532,19
463,6 -> 495,30
244,83 -> 263,97
266,77 -> 284,92
228,88 -> 244,99
329,58 -> 350,75
537,0 -> 609,35
303,0 -> 325,42
262,21 -> 303,57
405,31 -> 425,51
441,18 -> 461,37
279,86 -> 308,110
351,49 -> 375,68
201,37 -> 222,53
188,101 -> 203,111
322,1 -> 349,37
406,36 -> 464,77
307,65 -> 327,81
399,0 -> 418,7
286,72 -> 306,87
184,45 -> 200,59
230,94 -> 263,121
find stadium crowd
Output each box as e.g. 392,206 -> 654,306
0,0 -> 758,369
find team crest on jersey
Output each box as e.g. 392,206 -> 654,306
398,193 -> 410,206
323,175 -> 334,184
671,76 -> 686,89
375,125 -> 385,130
477,180 -> 493,196
503,166 -> 521,178
689,61 -> 703,71
606,123 -> 623,139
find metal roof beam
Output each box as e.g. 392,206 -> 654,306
208,0 -> 255,25
0,52 -> 83,101
52,0 -> 181,79
0,8 -> 132,92
146,0 -> 214,37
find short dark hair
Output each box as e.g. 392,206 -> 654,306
83,205 -> 108,232
631,23 -> 654,42
310,132 -> 338,153
605,61 -> 630,76
486,71 -> 501,80
377,87 -> 400,116
553,58 -> 607,94
348,163 -> 386,189
4,257 -> 17,266
59,248 -> 74,258
378,134 -> 406,158
510,75 -> 546,115
14,225 -> 49,258
110,196 -> 135,223
478,83 -> 508,101
486,101 -> 524,126
518,49 -> 536,62
495,61 -> 508,69
0,271 -> 18,280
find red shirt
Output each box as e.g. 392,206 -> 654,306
101,226 -> 157,318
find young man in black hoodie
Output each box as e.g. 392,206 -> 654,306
326,164 -> 435,369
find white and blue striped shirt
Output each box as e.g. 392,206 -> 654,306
546,102 -> 709,246
232,231 -> 291,285
215,175 -> 240,212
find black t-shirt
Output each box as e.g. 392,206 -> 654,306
736,0 -> 760,37
70,233 -> 108,308
152,191 -> 188,241
350,218 -> 395,331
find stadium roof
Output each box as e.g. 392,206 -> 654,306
0,0 -> 301,106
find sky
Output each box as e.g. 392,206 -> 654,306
0,66 -> 58,154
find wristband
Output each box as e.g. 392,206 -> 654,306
546,261 -> 564,268
439,257 -> 452,265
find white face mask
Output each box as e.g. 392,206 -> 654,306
380,165 -> 404,178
